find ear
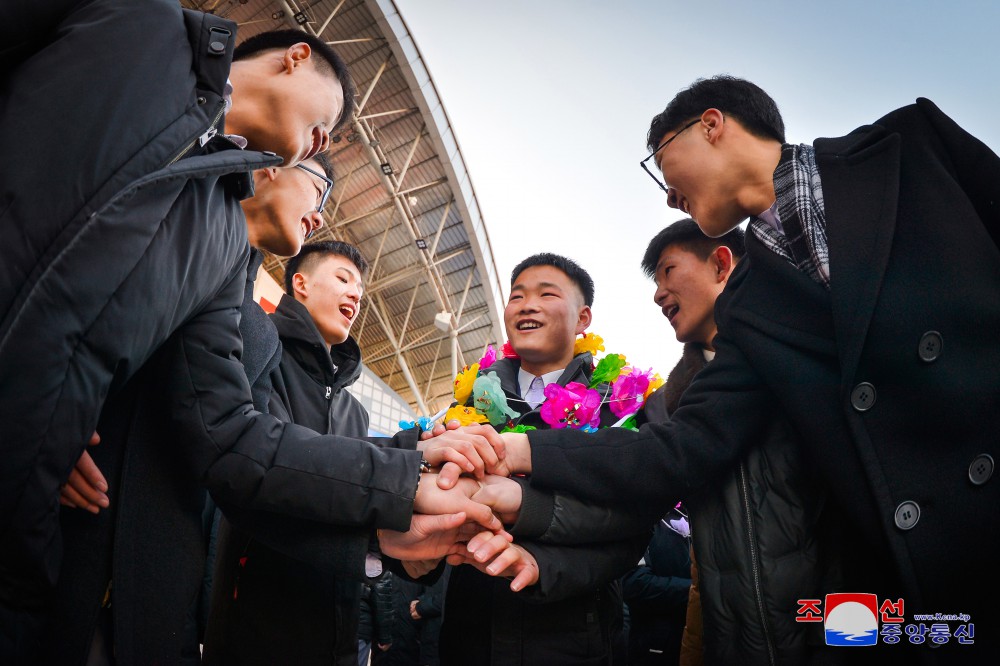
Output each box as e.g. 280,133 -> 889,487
282,42 -> 313,74
710,245 -> 735,283
701,108 -> 726,144
292,271 -> 309,300
575,305 -> 593,335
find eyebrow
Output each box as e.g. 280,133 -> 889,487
510,281 -> 564,293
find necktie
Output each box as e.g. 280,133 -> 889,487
525,376 -> 545,409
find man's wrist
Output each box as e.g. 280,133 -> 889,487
504,433 -> 532,474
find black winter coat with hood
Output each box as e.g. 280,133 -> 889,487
204,294 -> 382,666
1,3 -> 422,662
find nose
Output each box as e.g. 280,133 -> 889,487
303,211 -> 324,240
666,188 -> 680,210
317,127 -> 330,154
519,296 -> 540,313
346,280 -> 361,301
653,283 -> 668,307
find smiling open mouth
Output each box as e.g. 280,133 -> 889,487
517,321 -> 541,330
339,304 -> 355,319
665,305 -> 679,322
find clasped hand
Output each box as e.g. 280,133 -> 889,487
380,423 -> 537,590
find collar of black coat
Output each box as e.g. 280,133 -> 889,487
246,246 -> 266,281
271,292 -> 363,391
656,343 -> 709,418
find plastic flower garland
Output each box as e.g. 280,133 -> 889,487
434,335 -> 663,432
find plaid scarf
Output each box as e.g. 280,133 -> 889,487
749,144 -> 830,288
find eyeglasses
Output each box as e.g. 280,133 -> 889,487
639,118 -> 700,194
295,163 -> 334,213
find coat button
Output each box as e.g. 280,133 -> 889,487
968,454 -> 994,486
894,501 -> 920,530
917,331 -> 943,362
850,382 -> 876,412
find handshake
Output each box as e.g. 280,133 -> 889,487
378,422 -> 538,591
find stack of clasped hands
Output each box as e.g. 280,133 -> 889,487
377,421 -> 539,591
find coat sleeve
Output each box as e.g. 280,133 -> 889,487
373,575 -> 396,645
621,562 -> 690,614
515,535 -> 650,604
164,267 -> 422,532
528,333 -> 768,510
511,478 -> 661,544
414,565 -> 450,619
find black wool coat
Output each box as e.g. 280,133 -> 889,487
530,100 -> 1000,665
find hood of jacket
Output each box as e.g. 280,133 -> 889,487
270,293 -> 362,394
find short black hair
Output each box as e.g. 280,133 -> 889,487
285,240 -> 369,295
234,30 -> 356,131
510,253 -> 595,307
641,218 -> 746,279
646,75 -> 785,152
309,150 -> 335,184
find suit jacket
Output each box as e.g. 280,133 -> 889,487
529,99 -> 1000,664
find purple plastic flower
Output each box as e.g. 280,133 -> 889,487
478,344 -> 497,370
610,367 -> 652,418
539,381 -> 602,430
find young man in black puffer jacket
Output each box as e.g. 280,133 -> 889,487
205,241 -> 379,665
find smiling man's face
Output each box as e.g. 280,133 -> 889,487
293,254 -> 363,348
652,244 -> 727,349
504,265 -> 591,375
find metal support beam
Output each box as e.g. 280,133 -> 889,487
316,0 -> 348,35
357,107 -> 419,122
395,123 -> 425,190
371,295 -> 429,414
428,199 -> 453,257
356,57 -> 390,115
423,339 -> 444,404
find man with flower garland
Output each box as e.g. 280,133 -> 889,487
438,253 -> 655,666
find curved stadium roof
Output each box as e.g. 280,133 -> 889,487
182,0 -> 506,416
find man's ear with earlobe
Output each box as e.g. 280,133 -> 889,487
575,305 -> 593,335
292,272 -> 309,300
712,245 -> 735,283
701,108 -> 726,143
282,42 -> 313,74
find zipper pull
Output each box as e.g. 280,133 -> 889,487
198,126 -> 218,147
325,387 -> 332,399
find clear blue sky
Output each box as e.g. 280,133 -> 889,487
395,0 -> 1000,374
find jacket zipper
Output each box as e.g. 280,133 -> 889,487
738,462 -> 777,665
165,101 -> 226,167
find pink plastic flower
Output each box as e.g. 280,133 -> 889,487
539,381 -> 602,430
610,367 -> 652,418
501,341 -> 520,359
478,344 -> 497,370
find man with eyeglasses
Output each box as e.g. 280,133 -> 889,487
474,75 -> 1000,663
18,13 -> 507,663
